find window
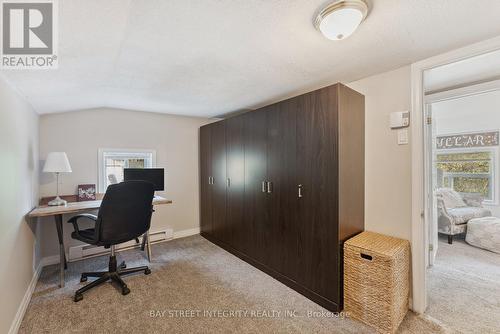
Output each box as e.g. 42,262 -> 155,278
98,149 -> 156,192
436,150 -> 496,203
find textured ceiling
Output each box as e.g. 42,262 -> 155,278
3,0 -> 500,117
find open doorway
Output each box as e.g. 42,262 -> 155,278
422,52 -> 500,332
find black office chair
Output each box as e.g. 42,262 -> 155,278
67,181 -> 155,302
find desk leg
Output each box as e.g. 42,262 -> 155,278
146,230 -> 152,262
54,214 -> 66,288
140,233 -> 146,251
139,232 -> 152,262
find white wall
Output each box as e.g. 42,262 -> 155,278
424,49 -> 500,93
433,89 -> 500,135
0,75 -> 39,334
348,66 -> 412,240
38,108 -> 211,258
432,89 -> 500,216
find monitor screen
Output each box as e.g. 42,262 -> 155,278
123,168 -> 164,191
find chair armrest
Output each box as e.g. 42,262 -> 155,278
436,195 -> 456,232
436,195 -> 451,217
67,214 -> 98,233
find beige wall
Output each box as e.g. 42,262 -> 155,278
38,108 -> 211,258
348,66 -> 412,240
37,69 -> 413,260
0,75 -> 39,333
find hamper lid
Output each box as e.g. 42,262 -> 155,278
344,231 -> 409,257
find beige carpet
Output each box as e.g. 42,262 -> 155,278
20,235 -> 443,333
426,235 -> 500,333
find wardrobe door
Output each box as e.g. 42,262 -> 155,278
211,121 -> 227,243
225,116 -> 245,250
296,87 -> 340,303
266,100 -> 298,279
199,125 -> 213,236
243,109 -> 269,262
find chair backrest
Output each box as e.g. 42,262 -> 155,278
435,187 -> 466,209
96,181 -> 155,245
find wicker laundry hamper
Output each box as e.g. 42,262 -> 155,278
344,231 -> 410,334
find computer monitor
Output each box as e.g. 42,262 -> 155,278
123,168 -> 164,191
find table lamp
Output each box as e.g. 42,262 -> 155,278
43,152 -> 72,206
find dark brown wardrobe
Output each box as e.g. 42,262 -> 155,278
199,83 -> 365,311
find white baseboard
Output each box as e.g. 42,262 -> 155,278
41,254 -> 63,267
8,261 -> 43,334
174,227 -> 200,239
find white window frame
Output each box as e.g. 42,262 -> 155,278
98,148 -> 157,193
435,147 -> 498,205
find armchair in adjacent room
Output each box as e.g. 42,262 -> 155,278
436,188 -> 491,244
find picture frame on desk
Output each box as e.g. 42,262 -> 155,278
77,184 -> 97,201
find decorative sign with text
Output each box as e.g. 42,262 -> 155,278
436,131 -> 499,149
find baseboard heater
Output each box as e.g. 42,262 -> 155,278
68,229 -> 173,262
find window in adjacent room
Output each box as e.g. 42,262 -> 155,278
436,149 -> 497,204
98,149 -> 156,192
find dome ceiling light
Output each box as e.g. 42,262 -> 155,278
315,0 -> 368,41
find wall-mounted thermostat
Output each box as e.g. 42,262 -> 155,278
390,111 -> 410,129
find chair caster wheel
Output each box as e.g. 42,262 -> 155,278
145,268 -> 151,275
122,286 -> 130,295
74,294 -> 83,302
80,276 -> 87,282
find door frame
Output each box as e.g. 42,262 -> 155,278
410,35 -> 500,314
423,103 -> 437,267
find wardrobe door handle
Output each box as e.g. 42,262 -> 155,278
227,178 -> 231,187
262,181 -> 266,193
211,177 -> 215,185
209,177 -> 212,185
298,184 -> 303,198
267,181 -> 273,194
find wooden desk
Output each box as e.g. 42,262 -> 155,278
28,196 -> 172,288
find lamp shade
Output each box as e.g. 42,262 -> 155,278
43,152 -> 72,173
